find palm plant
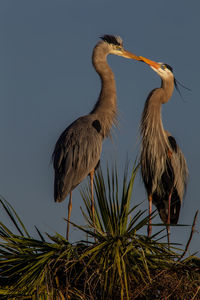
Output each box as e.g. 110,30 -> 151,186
0,163 -> 199,300
72,163 -> 181,299
0,197 -> 85,299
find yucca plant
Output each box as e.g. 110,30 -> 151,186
0,163 -> 199,300
0,197 -> 88,299
71,163 -> 182,299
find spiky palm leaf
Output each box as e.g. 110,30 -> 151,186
71,163 -> 181,299
0,163 -> 199,300
0,197 -> 83,299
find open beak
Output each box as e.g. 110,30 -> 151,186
138,56 -> 160,69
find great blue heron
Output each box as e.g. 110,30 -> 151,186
139,56 -> 188,239
52,35 -> 140,239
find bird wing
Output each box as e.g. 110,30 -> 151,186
167,134 -> 188,200
152,133 -> 188,224
159,133 -> 188,223
52,116 -> 103,202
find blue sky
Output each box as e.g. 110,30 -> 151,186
1,0 -> 199,254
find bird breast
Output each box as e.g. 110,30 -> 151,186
53,115 -> 103,198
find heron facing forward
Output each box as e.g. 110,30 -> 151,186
139,57 -> 188,239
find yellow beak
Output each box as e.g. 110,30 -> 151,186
138,56 -> 160,69
120,48 -> 161,70
121,51 -> 160,70
122,50 -> 142,60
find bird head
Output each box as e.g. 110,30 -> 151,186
138,56 -> 191,96
138,56 -> 174,81
100,35 -> 141,60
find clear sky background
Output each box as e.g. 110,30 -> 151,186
1,1 -> 199,254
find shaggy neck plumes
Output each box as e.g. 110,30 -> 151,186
90,42 -> 117,138
140,88 -> 171,194
141,74 -> 175,182
141,90 -> 169,158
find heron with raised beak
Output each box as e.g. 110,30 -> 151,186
138,56 -> 188,240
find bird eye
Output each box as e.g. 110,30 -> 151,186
116,45 -> 122,51
161,64 -> 166,70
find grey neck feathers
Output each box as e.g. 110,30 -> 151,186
90,42 -> 117,138
141,90 -> 171,194
141,92 -> 168,156
161,75 -> 174,103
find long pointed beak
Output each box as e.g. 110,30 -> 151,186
122,51 -> 160,70
139,56 -> 160,69
122,50 -> 142,60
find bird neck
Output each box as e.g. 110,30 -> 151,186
161,76 -> 174,103
141,90 -> 164,142
141,90 -> 171,194
90,42 -> 117,137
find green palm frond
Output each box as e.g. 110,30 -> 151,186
0,197 -> 80,298
80,163 -> 140,236
74,163 -> 182,299
0,196 -> 30,238
0,162 -> 199,300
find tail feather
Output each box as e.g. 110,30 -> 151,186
153,189 -> 181,224
54,174 -> 70,202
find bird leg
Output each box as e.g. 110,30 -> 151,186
148,194 -> 152,237
90,169 -> 95,229
166,190 -> 172,247
66,191 -> 72,240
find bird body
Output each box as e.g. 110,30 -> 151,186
53,36 -> 118,203
139,61 -> 188,235
52,35 -> 140,238
53,114 -> 103,202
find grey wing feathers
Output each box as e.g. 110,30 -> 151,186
166,133 -> 188,200
170,142 -> 188,201
159,135 -> 188,224
53,116 -> 103,202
